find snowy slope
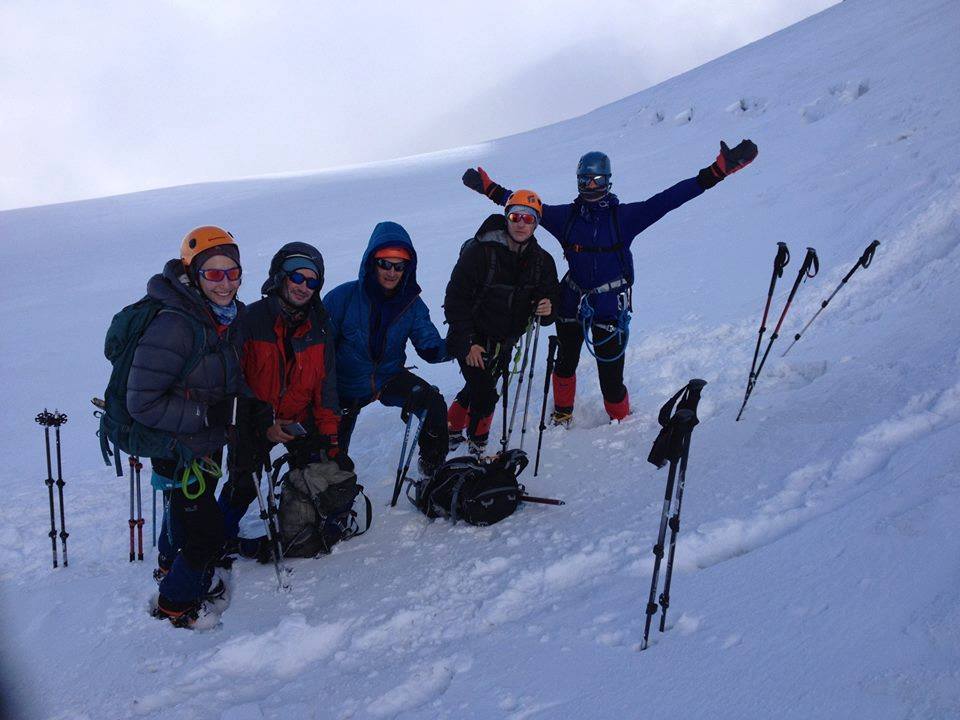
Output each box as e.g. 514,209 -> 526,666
2,0 -> 960,717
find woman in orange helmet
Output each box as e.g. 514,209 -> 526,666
128,225 -> 255,629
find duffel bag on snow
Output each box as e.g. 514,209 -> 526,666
410,449 -> 528,526
278,457 -> 372,557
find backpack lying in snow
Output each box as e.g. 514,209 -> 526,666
278,458 -> 372,557
97,297 -> 205,475
410,449 -> 528,526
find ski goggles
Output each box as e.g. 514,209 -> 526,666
197,266 -> 242,282
577,174 -> 610,190
374,258 -> 407,272
507,211 -> 537,226
286,270 -> 322,289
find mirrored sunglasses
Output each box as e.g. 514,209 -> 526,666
577,174 -> 610,189
286,271 -> 322,289
197,266 -> 242,282
375,258 -> 407,272
507,211 -> 537,225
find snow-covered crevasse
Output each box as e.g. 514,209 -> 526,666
2,0 -> 960,718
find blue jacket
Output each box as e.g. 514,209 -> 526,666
323,221 -> 447,401
496,178 -> 703,321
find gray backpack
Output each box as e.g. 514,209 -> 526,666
278,459 -> 372,557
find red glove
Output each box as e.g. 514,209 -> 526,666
698,140 -> 758,189
462,167 -> 504,200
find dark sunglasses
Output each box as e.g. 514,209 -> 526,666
507,211 -> 537,226
286,271 -> 322,289
577,174 -> 610,189
197,266 -> 242,282
375,258 -> 407,272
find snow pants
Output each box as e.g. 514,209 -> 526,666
553,320 -> 628,414
154,454 -> 224,603
450,341 -> 517,442
339,370 -> 449,473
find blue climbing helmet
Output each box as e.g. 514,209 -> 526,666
576,151 -> 612,200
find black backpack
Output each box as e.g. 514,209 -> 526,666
410,449 -> 528,526
277,458 -> 372,557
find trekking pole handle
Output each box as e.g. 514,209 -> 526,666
774,242 -> 790,278
802,247 -> 819,279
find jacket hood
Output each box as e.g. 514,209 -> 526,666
146,259 -> 223,327
359,221 -> 420,296
261,241 -> 326,297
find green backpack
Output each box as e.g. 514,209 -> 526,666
97,296 -> 205,476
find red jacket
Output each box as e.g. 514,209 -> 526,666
241,296 -> 340,437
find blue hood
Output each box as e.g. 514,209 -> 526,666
359,221 -> 420,297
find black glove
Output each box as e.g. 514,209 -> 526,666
332,451 -> 355,472
462,167 -> 505,201
242,398 -> 274,433
697,139 -> 758,189
205,396 -> 237,428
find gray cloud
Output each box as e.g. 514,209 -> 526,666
0,0 -> 836,210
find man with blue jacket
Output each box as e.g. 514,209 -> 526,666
462,140 -> 757,423
324,221 -> 449,479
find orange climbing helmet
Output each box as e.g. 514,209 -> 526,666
505,189 -> 543,218
180,226 -> 237,267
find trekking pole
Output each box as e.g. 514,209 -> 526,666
641,378 -> 706,650
134,458 -> 144,561
658,380 -> 706,633
255,460 -> 289,591
738,243 -> 789,418
737,247 -> 819,421
50,412 -> 69,567
499,365 -> 510,454
36,410 -> 59,568
506,323 -> 535,449
520,494 -> 565,506
391,413 -> 424,507
518,322 -> 542,452
782,240 -> 880,357
642,409 -> 693,650
152,486 -> 157,548
127,456 -> 137,562
534,335 -> 559,476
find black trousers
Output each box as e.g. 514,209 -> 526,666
453,341 -> 517,438
554,320 -> 627,404
339,370 -> 448,470
153,454 -> 225,603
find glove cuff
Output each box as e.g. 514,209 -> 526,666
697,165 -> 723,190
485,182 -> 505,201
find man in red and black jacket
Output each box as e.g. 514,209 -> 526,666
218,241 -> 344,543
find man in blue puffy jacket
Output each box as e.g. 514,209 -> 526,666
462,140 -> 757,423
324,221 -> 449,479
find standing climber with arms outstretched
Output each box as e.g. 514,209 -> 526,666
462,141 -> 757,424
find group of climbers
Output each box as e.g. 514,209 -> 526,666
124,139 -> 756,627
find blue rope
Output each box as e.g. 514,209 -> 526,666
579,291 -> 631,363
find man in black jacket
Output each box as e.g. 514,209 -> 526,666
444,190 -> 560,455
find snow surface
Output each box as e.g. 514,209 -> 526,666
2,0 -> 959,717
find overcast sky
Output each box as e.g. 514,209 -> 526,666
0,0 -> 836,211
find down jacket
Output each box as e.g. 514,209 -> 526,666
127,259 -> 245,458
323,221 -> 446,401
444,214 -> 559,359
